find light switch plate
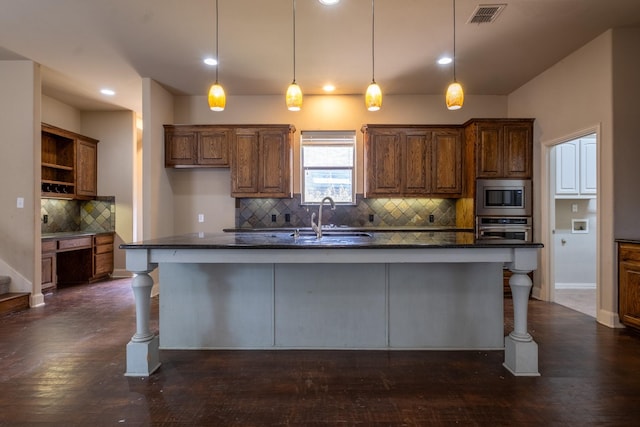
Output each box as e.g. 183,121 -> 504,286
16,197 -> 24,208
198,214 -> 204,223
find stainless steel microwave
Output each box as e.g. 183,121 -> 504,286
476,179 -> 532,216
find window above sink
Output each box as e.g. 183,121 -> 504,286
301,131 -> 356,205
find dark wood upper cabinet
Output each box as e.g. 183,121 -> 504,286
363,125 -> 462,198
468,119 -> 533,179
164,125 -> 230,167
75,137 -> 98,198
41,123 -> 98,200
198,129 -> 231,166
230,125 -> 295,198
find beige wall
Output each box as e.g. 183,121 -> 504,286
508,30 -> 617,326
42,95 -> 82,132
612,27 -> 640,240
82,111 -> 137,277
0,60 -> 41,305
142,78 -> 175,240
168,94 -> 508,232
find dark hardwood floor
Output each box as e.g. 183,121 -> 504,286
1,278 -> 640,426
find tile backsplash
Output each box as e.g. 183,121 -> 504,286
41,196 -> 115,233
236,194 -> 455,228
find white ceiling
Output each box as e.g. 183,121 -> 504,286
1,0 -> 639,114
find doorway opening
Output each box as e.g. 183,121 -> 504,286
550,133 -> 597,317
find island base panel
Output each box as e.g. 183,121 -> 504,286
158,262 -> 505,350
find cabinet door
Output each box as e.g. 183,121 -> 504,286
41,252 -> 56,291
260,130 -> 291,197
231,130 -> 260,195
475,124 -> 503,178
76,138 -> 97,198
580,139 -> 597,194
619,243 -> 640,331
403,131 -> 430,195
555,141 -> 579,195
503,124 -> 532,178
431,129 -> 462,195
165,130 -> 197,166
620,260 -> 640,330
198,129 -> 230,166
365,130 -> 402,196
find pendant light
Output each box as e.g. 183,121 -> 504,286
208,0 -> 226,111
365,0 -> 382,111
286,0 -> 302,111
446,0 -> 463,110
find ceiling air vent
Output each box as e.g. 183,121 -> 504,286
467,4 -> 506,24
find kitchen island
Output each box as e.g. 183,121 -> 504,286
121,231 -> 542,377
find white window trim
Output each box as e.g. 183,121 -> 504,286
300,131 -> 356,205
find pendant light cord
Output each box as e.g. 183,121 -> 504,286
215,0 -> 220,84
371,0 -> 376,83
452,0 -> 457,82
292,0 -> 297,83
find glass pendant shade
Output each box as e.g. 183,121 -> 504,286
446,81 -> 464,110
208,83 -> 226,111
286,82 -> 302,111
365,81 -> 382,111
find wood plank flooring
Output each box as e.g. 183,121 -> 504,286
1,278 -> 640,426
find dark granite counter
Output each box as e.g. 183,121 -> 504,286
42,231 -> 113,240
121,231 -> 542,250
223,226 -> 474,233
616,239 -> 640,245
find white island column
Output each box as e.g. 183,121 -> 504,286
124,250 -> 160,377
503,247 -> 540,376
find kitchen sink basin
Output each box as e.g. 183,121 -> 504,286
289,231 -> 373,239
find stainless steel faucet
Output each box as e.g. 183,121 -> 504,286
311,196 -> 336,238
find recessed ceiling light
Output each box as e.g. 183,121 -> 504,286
319,0 -> 340,5
323,84 -> 336,92
437,57 -> 453,65
100,88 -> 115,96
203,57 -> 218,66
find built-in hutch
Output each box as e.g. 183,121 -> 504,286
41,123 -> 98,200
41,124 -> 113,291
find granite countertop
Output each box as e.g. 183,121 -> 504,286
616,239 -> 640,245
223,226 -> 474,233
42,230 -> 114,240
121,230 -> 543,250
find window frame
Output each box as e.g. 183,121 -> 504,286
300,131 -> 356,205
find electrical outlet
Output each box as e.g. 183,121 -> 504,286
43,214 -> 48,224
271,214 -> 277,222
368,214 -> 374,222
285,213 -> 291,222
198,214 -> 204,223
572,203 -> 578,213
429,214 -> 435,223
16,197 -> 24,208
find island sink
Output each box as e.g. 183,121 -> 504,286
290,231 -> 373,239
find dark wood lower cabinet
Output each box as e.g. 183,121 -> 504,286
41,240 -> 57,292
42,232 -> 114,290
619,242 -> 640,331
92,233 -> 114,281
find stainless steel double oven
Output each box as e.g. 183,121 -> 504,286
475,179 -> 532,242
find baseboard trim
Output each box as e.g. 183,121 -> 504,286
555,282 -> 596,289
